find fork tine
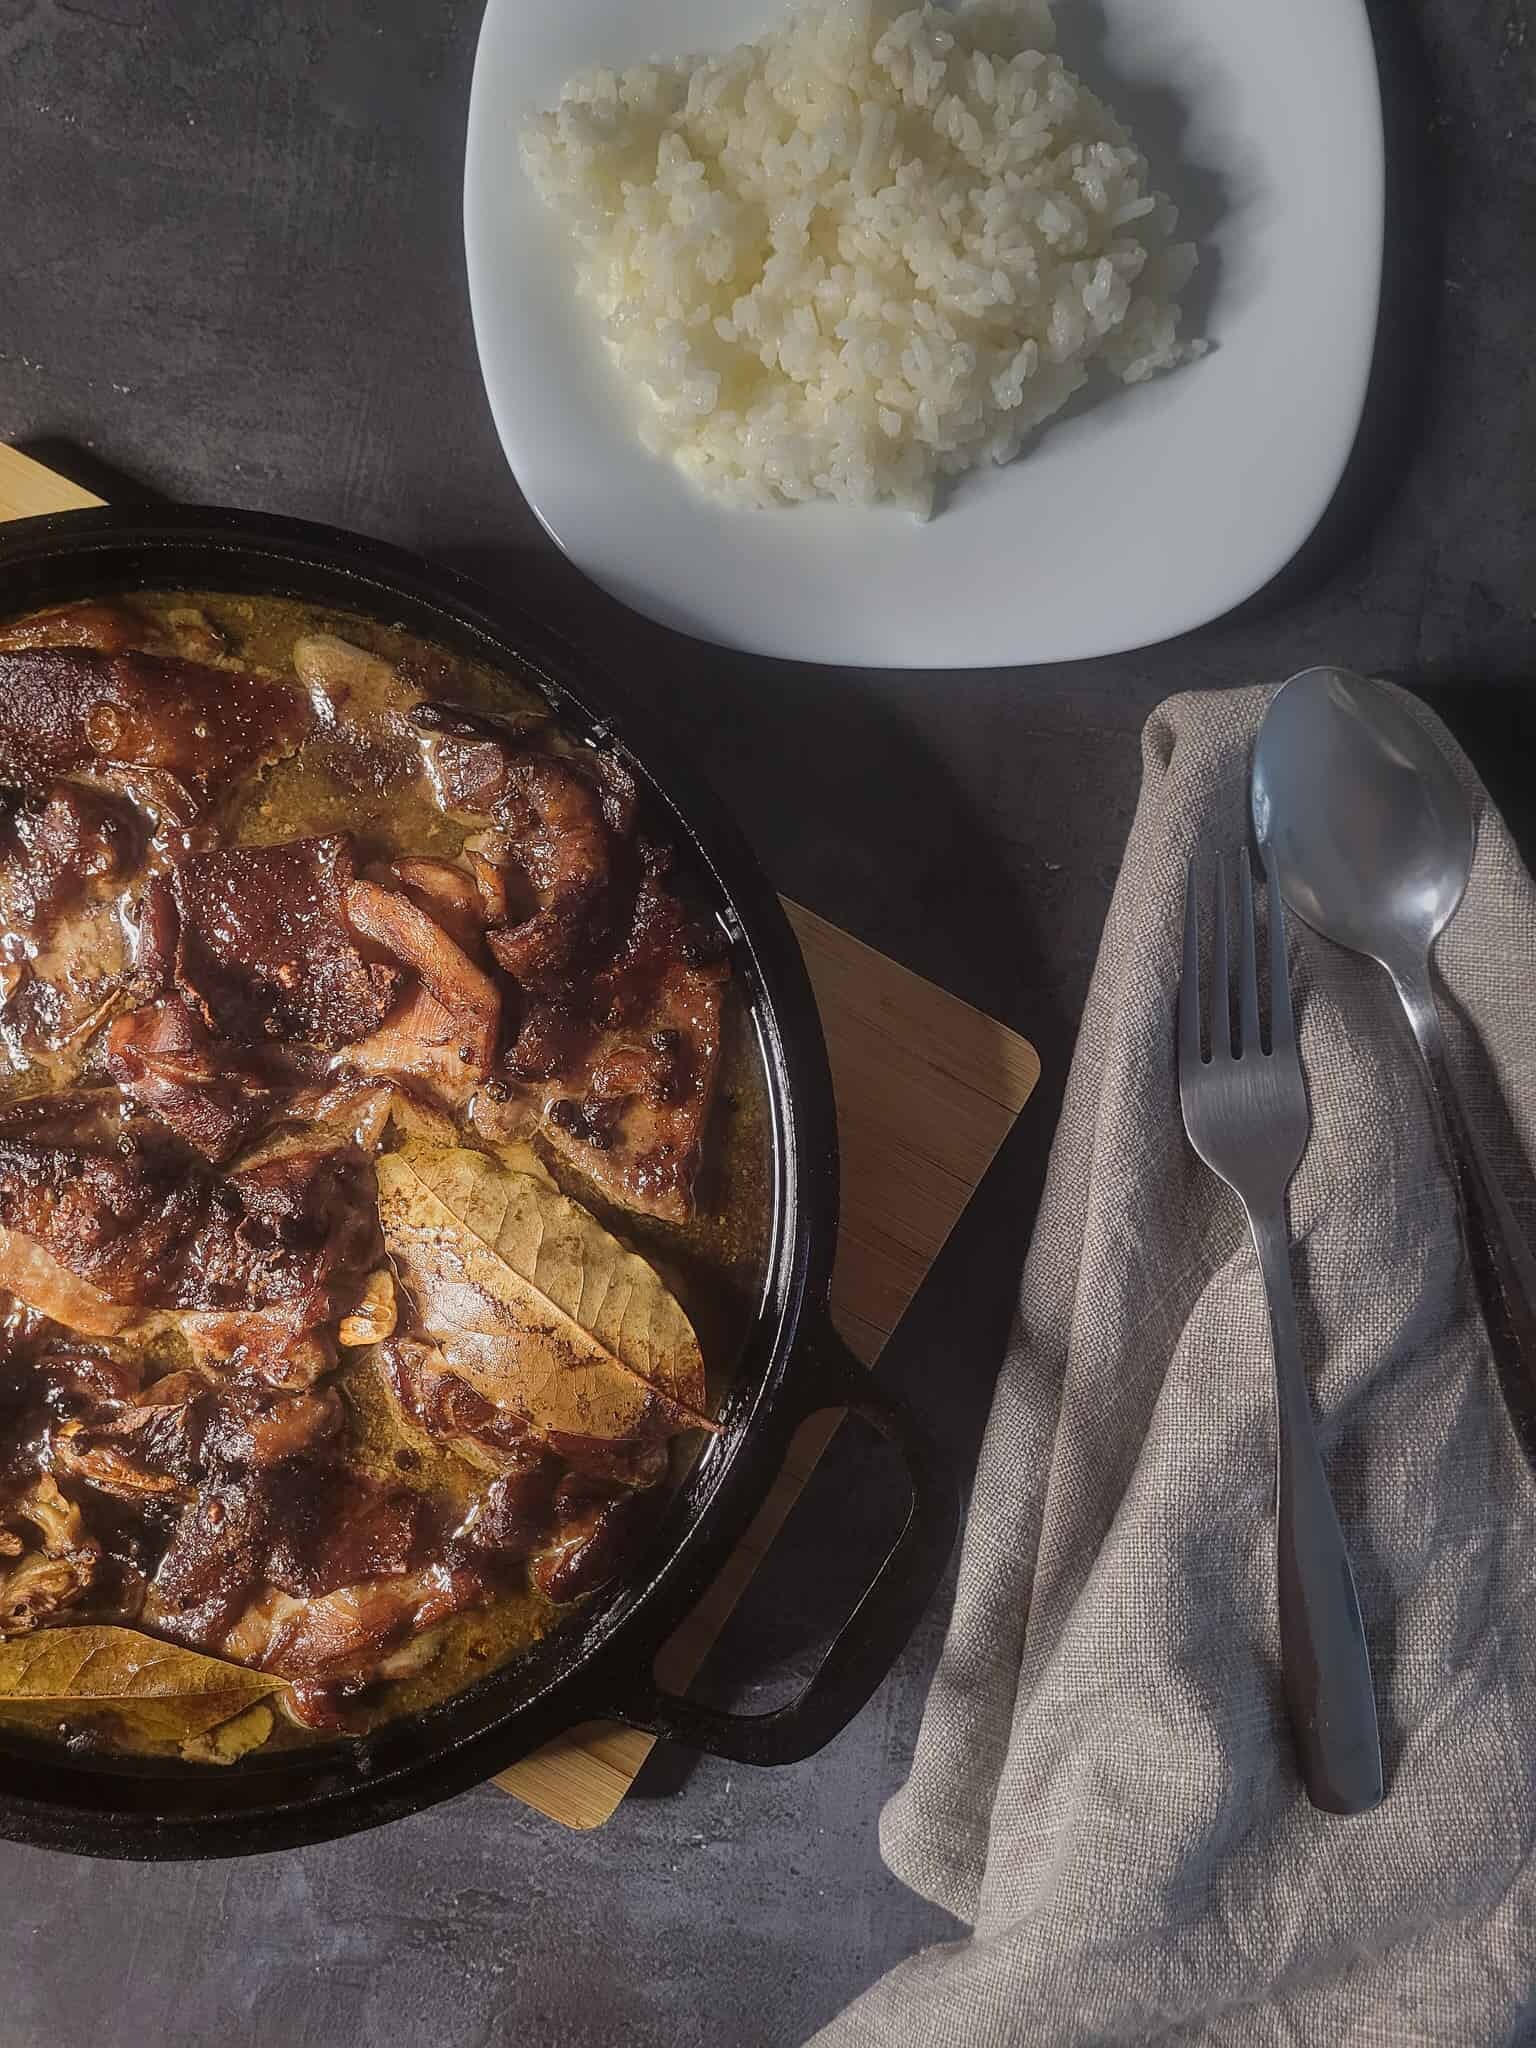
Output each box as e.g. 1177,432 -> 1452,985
1267,859 -> 1296,1051
1209,854 -> 1231,1058
1179,861 -> 1202,1071
1238,847 -> 1261,1057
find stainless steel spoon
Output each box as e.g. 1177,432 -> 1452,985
1252,667 -> 1536,1445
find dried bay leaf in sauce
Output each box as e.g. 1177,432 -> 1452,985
177,1699 -> 277,1765
0,1626 -> 283,1761
377,1145 -> 714,1444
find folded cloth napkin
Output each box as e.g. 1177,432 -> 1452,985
815,685 -> 1536,2048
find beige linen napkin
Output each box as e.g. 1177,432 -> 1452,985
817,686 -> 1536,2047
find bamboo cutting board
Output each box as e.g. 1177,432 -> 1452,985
0,443 -> 1041,1827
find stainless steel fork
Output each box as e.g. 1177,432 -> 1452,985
1179,849 -> 1383,1816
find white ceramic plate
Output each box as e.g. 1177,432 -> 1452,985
464,0 -> 1384,669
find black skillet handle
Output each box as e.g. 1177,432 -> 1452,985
609,1317 -> 959,1766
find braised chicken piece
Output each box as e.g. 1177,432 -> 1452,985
0,598 -> 228,662
413,699 -> 540,812
531,1485 -> 666,1605
0,1340 -> 144,1514
0,1347 -> 170,1628
499,997 -> 588,1086
147,1477 -> 279,1648
284,635 -> 437,808
104,996 -> 312,1162
153,606 -> 231,665
0,645 -> 311,800
53,1379 -> 345,1508
450,1464 -> 562,1565
415,706 -> 622,985
201,1381 -> 346,1467
411,705 -> 727,1220
167,836 -> 402,1050
64,1361 -> 448,1718
369,857 -> 487,954
0,1134 -> 409,1685
340,986 -> 490,1111
418,701 -> 634,827
149,1432 -> 418,1643
175,1316 -> 335,1392
125,872 -> 176,988
218,1570 -> 489,1728
143,1420 -> 476,1727
379,1333 -> 537,1474
376,1336 -> 667,1607
481,754 -> 616,990
144,837 -> 503,1120
52,1405 -> 201,1504
343,878 -> 500,1086
0,1475 -> 101,1635
532,842 -> 728,1223
290,633 -> 401,708
0,1093 -> 153,1334
1,939 -> 130,1077
0,601 -> 159,655
0,781 -> 143,944
168,1443 -> 645,1723
0,1335 -> 143,1426
0,781 -> 145,1073
475,841 -> 728,1222
263,1460 -> 426,1595
0,1096 -> 378,1347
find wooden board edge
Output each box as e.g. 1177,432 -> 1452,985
495,1724 -> 658,1829
781,898 -> 1040,1110
0,445 -> 106,520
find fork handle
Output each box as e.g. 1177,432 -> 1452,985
1248,1202 -> 1384,1815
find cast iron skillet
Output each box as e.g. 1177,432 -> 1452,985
0,505 -> 959,1860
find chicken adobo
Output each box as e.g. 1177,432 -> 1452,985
0,591 -> 765,1758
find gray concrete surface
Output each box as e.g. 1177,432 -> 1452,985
0,0 -> 1533,2041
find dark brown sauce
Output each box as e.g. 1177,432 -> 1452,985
0,590 -> 774,1752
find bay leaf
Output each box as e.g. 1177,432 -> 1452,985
376,1144 -> 713,1445
0,1626 -> 282,1760
179,1699 -> 276,1765
484,1137 -> 555,1187
387,1092 -> 555,1188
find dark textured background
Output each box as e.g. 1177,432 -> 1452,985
1,0 -> 1533,2040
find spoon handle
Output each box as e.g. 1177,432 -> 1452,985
1248,1202 -> 1383,1815
1391,960 -> 1536,1445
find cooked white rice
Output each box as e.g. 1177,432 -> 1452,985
521,0 -> 1204,519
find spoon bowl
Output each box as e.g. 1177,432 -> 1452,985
1252,666 -> 1536,1462
1251,666 -> 1474,976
